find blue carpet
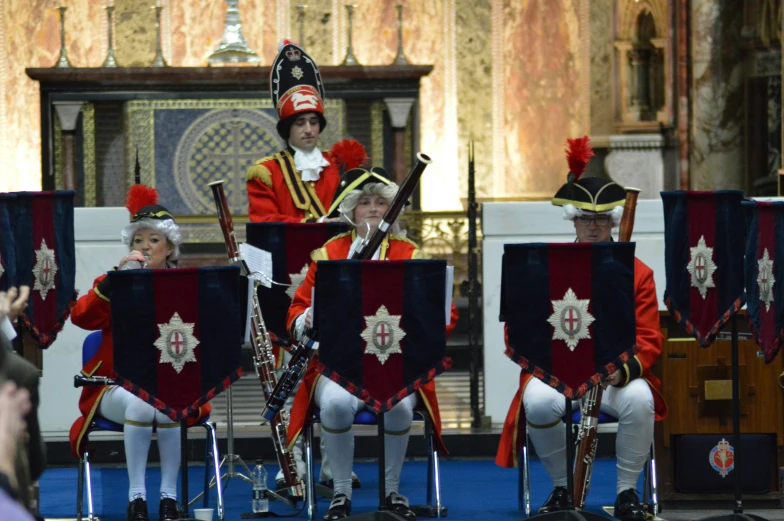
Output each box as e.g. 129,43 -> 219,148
39,459 -> 643,520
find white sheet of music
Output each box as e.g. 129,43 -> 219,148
446,266 -> 454,325
239,242 -> 273,288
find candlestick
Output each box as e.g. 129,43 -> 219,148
207,0 -> 261,65
391,4 -> 409,65
102,6 -> 118,67
341,4 -> 359,66
54,6 -> 72,68
150,5 -> 168,67
296,4 -> 307,47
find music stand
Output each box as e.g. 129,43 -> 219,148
501,242 -> 641,520
108,266 -> 245,521
313,259 -> 450,521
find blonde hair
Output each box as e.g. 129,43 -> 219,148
338,182 -> 403,235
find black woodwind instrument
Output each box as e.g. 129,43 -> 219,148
208,180 -> 303,498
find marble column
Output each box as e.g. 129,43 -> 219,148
53,102 -> 84,204
690,1 -> 745,190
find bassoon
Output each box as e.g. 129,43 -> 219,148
573,187 -> 641,510
208,180 -> 303,498
260,153 -> 433,421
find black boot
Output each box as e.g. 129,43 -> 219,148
613,488 -> 646,521
127,497 -> 149,521
323,493 -> 352,521
384,492 -> 416,521
158,497 -> 180,521
538,486 -> 569,514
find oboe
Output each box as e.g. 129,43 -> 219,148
573,187 -> 640,509
208,180 -> 303,497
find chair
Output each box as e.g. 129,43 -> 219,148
518,410 -> 658,518
75,331 -> 225,521
302,408 -> 446,521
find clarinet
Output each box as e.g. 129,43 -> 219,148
208,180 -> 303,497
261,153 -> 433,420
573,187 -> 641,509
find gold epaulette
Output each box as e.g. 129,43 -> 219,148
246,160 -> 273,187
310,231 -> 353,261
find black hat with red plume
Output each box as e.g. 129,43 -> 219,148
551,136 -> 626,213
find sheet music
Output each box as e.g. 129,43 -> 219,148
239,242 -> 273,288
446,266 -> 454,325
244,279 -> 253,344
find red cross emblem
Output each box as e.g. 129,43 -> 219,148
562,307 -> 580,334
42,257 -> 52,285
374,322 -> 392,349
169,331 -> 184,355
695,254 -> 706,282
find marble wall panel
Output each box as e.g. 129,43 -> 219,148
503,0 -> 584,199
690,0 -> 745,190
1,0 -> 104,192
456,0 -> 492,203
590,0 -> 613,136
114,0 -> 156,67
287,0 -> 334,66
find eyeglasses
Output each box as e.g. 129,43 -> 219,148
576,215 -> 611,226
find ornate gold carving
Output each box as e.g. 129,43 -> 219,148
54,115 -> 63,190
81,103 -> 96,206
370,101 -> 384,167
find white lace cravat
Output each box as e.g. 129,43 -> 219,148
290,144 -> 330,182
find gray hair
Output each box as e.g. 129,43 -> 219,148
121,218 -> 182,267
562,204 -> 624,228
338,182 -> 403,235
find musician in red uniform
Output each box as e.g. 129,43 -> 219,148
285,168 -> 458,520
496,147 -> 667,521
69,186 -> 208,521
246,41 -> 366,223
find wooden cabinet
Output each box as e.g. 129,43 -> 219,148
655,312 -> 784,506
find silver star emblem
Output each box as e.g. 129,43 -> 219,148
154,312 -> 199,374
758,248 -> 775,312
687,235 -> 717,299
32,238 -> 58,301
547,288 -> 595,351
0,254 -> 5,281
291,66 -> 304,80
360,305 -> 406,364
286,263 -> 309,300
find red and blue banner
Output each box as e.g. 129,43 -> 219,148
245,222 -> 348,345
314,260 -> 450,412
13,191 -> 77,347
0,194 -> 17,292
661,191 -> 746,347
743,200 -> 784,363
501,242 -> 638,399
108,266 -> 244,421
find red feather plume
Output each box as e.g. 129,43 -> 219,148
329,139 -> 369,171
565,136 -> 594,181
125,184 -> 159,217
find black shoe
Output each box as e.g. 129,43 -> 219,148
323,494 -> 352,520
127,497 -> 149,521
538,486 -> 569,514
319,474 -> 362,489
158,497 -> 180,521
613,489 -> 646,521
384,492 -> 416,521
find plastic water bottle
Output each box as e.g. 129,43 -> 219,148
120,252 -> 150,271
252,460 -> 269,513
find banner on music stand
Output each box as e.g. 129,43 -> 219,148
314,260 -> 450,413
0,194 -> 17,292
501,242 -> 638,399
13,191 -> 77,347
661,191 -> 746,347
743,200 -> 784,363
245,222 -> 348,345
109,266 -> 244,421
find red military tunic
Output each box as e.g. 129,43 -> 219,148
68,274 -> 209,458
284,232 -> 459,454
495,257 -> 668,468
247,148 -> 341,223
